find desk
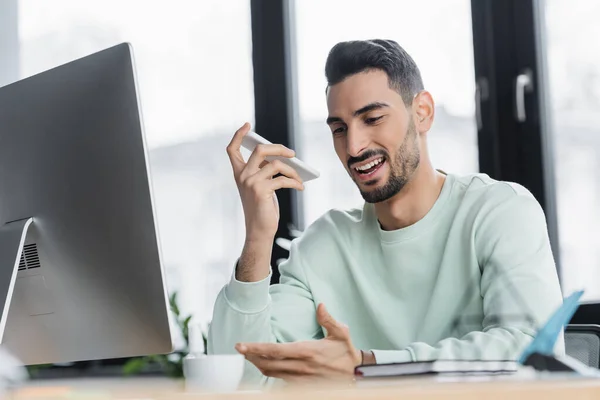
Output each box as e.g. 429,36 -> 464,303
8,374 -> 600,399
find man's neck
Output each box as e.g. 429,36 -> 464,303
374,163 -> 446,231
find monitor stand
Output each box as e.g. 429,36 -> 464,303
0,218 -> 34,343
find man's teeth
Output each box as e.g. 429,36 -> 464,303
355,158 -> 384,172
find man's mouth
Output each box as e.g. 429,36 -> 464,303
352,157 -> 386,180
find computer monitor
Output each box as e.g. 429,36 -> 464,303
0,43 -> 173,365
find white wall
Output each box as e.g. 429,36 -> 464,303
0,0 -> 19,86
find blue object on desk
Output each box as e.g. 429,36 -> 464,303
518,290 -> 584,364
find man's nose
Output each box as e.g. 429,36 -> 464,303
346,128 -> 370,158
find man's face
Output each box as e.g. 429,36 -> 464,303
326,70 -> 421,203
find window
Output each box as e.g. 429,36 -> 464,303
293,0 -> 478,227
544,0 -> 600,300
18,0 -> 254,330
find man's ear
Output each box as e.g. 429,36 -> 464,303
413,90 -> 435,134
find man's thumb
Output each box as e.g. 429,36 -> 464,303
317,303 -> 348,338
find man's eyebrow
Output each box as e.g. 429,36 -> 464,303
326,102 -> 390,125
353,102 -> 390,117
326,116 -> 343,125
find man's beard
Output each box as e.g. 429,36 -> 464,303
356,119 -> 420,204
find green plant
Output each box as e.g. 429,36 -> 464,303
122,291 -> 207,378
25,363 -> 52,378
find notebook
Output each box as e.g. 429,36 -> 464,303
355,359 -> 518,378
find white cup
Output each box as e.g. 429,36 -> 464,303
183,354 -> 245,393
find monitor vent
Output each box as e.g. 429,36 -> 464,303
18,244 -> 41,271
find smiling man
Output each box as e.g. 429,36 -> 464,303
208,39 -> 563,385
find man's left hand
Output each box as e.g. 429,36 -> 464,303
235,304 -> 363,382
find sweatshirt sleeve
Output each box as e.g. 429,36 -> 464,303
207,239 -> 322,385
373,189 -> 564,364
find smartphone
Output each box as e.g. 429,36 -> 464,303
241,131 -> 320,182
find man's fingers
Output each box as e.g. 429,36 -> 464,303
245,355 -> 351,383
317,303 -> 348,338
226,122 -> 251,175
245,355 -> 314,377
270,176 -> 304,192
235,343 -> 248,353
245,144 -> 295,175
255,159 -> 303,185
317,303 -> 336,328
236,342 -> 310,359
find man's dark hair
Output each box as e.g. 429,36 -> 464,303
325,39 -> 424,106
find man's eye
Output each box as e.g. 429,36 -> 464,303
333,127 -> 346,135
365,116 -> 384,124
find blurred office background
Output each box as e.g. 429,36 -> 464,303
0,0 -> 599,375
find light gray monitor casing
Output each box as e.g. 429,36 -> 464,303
0,43 -> 173,365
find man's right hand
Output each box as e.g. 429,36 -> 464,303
226,123 -> 304,282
